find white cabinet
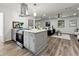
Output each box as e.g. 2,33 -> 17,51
24,32 -> 30,49
33,32 -> 48,53
24,32 -> 35,52
24,31 -> 48,54
11,29 -> 18,41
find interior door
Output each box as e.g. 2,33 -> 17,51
0,12 -> 4,42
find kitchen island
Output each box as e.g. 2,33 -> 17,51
24,29 -> 48,55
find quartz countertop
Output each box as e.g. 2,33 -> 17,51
22,29 -> 47,33
12,28 -> 47,33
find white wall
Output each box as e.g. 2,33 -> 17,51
0,4 -> 21,42
0,6 -> 11,42
36,16 -> 79,34
0,13 -> 3,42
2,4 -> 30,42
0,4 -> 31,42
49,17 -> 78,34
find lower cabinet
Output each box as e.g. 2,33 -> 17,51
24,31 -> 48,54
11,29 -> 18,41
24,32 -> 30,49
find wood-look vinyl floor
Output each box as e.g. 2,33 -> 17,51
0,35 -> 79,56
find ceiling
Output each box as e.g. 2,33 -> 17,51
0,3 -> 79,19
27,3 -> 79,18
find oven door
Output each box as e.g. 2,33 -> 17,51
16,33 -> 23,44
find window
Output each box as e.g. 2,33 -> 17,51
58,20 -> 65,28
69,19 -> 77,27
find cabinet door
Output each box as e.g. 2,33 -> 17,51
43,31 -> 48,44
29,33 -> 35,52
34,32 -> 48,52
29,37 -> 35,52
33,33 -> 43,52
13,31 -> 16,41
12,29 -> 17,41
24,32 -> 30,49
11,29 -> 13,40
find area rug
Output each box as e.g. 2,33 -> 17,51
51,34 -> 71,40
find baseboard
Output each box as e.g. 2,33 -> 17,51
3,37 -> 11,43
0,36 -> 4,43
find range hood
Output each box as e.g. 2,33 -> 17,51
19,3 -> 30,17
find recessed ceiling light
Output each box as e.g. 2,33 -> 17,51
77,8 -> 79,10
73,13 -> 77,15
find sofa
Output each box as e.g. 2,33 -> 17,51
47,29 -> 55,36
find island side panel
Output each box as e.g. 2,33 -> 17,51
24,30 -> 48,54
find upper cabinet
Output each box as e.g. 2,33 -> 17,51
19,3 -> 28,17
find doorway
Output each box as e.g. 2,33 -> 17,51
0,12 -> 4,42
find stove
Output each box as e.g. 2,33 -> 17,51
16,30 -> 24,48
